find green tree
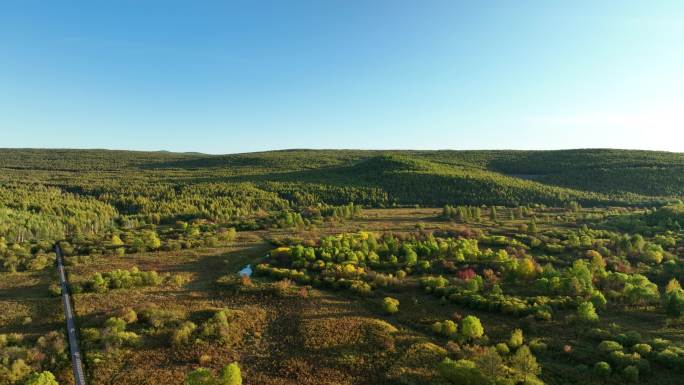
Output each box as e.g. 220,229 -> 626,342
172,321 -> 197,346
508,328 -> 524,349
664,288 -> 684,317
438,358 -> 491,385
184,368 -> 215,385
382,297 -> 400,314
590,290 -> 607,310
511,345 -> 541,382
7,359 -> 31,383
219,363 -> 242,385
593,361 -> 611,377
578,301 -> 599,322
460,315 -> 484,340
24,371 -> 59,385
110,234 -> 124,246
441,320 -> 458,337
475,346 -> 504,379
142,230 -> 161,250
665,278 -> 682,294
623,365 -> 639,383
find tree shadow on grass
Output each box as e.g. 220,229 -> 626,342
168,243 -> 272,292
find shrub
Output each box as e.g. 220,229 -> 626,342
138,304 -> 183,328
590,290 -> 607,310
184,368 -> 214,385
120,308 -> 138,324
220,362 -> 242,385
382,297 -> 400,314
508,328 -> 524,349
578,302 -> 598,322
651,338 -> 670,350
495,342 -> 510,355
437,358 -> 490,385
48,284 -> 61,296
664,288 -> 684,317
85,268 -> 162,292
24,371 -> 59,385
587,328 -> 610,340
441,320 -> 458,337
615,331 -> 641,347
432,321 -> 443,334
350,281 -> 372,296
598,340 -> 623,354
272,279 -> 294,297
201,310 -> 232,343
529,339 -> 547,353
460,316 -> 484,340
632,343 -> 652,356
593,361 -> 611,377
655,349 -> 680,367
511,345 -> 541,382
623,365 -> 639,382
172,321 -> 197,346
610,351 -> 641,367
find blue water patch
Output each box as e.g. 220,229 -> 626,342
238,264 -> 253,277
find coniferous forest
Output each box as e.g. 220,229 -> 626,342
1,148 -> 684,385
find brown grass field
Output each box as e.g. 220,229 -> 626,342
3,208 -> 683,385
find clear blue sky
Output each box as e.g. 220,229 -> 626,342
2,1 -> 683,154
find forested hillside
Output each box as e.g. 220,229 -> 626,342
0,148 -> 682,243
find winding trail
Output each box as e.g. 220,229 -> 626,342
55,245 -> 87,385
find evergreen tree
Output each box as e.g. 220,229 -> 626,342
511,345 -> 541,382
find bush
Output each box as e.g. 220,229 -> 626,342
184,367 -> 214,385
615,331 -> 641,347
495,342 -> 510,355
460,316 -> 484,340
172,321 -> 197,346
651,338 -> 670,351
220,362 -> 242,385
440,320 -> 458,337
438,358 -> 491,385
610,351 -> 641,367
578,301 -> 598,322
590,290 -> 607,310
598,340 -> 623,354
48,284 -> 61,296
632,343 -> 652,356
120,308 -> 138,324
201,310 -> 234,343
24,371 -> 59,385
508,328 -> 524,348
184,362 -> 242,385
432,321 -> 443,334
593,361 -> 611,377
272,279 -> 294,297
529,339 -> 547,353
623,365 -> 639,382
655,349 -> 680,367
382,297 -> 400,314
85,267 -> 162,293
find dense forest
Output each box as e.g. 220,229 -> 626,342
0,148 -> 682,243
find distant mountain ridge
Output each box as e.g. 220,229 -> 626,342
0,148 -> 682,207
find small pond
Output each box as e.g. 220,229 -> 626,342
237,264 -> 253,277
